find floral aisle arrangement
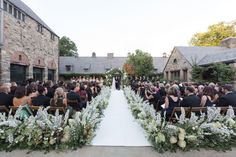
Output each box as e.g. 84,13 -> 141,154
0,87 -> 110,152
124,86 -> 236,153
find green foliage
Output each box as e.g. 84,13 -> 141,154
125,49 -> 154,76
190,22 -> 236,46
191,63 -> 235,83
104,68 -> 123,86
59,36 -> 78,56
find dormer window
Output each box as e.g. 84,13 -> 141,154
37,24 -> 43,33
65,65 -> 72,72
3,1 -> 7,11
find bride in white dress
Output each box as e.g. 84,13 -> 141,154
111,77 -> 116,90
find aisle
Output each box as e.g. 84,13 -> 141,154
92,90 -> 150,146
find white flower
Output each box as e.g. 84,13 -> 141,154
49,137 -> 56,145
213,122 -> 221,128
186,135 -> 197,142
170,136 -> 177,144
155,132 -> 165,143
178,140 -> 186,148
178,133 -> 185,141
226,118 -> 235,126
179,128 -> 186,134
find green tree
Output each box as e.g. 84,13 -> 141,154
190,22 -> 236,46
125,49 -> 154,76
59,36 -> 78,56
191,63 -> 235,83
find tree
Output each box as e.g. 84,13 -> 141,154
190,22 -> 236,46
124,49 -> 154,76
191,63 -> 235,83
59,36 -> 78,56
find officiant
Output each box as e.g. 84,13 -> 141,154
115,76 -> 121,90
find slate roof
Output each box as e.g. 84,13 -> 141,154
59,56 -> 168,74
175,46 -> 227,65
198,48 -> 236,65
8,0 -> 57,35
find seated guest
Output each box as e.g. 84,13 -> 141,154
13,86 -> 29,107
67,83 -> 81,111
162,86 -> 181,118
50,87 -> 67,107
31,85 -> 50,107
218,84 -> 236,107
10,82 -> 17,96
77,85 -> 87,108
180,86 -> 200,107
0,83 -> 13,108
200,86 -> 214,107
26,84 -> 38,104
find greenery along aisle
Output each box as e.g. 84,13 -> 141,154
0,87 -> 110,152
124,87 -> 236,153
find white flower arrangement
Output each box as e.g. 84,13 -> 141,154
0,86 -> 111,152
123,86 -> 236,153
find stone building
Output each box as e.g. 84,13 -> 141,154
163,37 -> 236,82
0,0 -> 59,83
59,53 -> 168,76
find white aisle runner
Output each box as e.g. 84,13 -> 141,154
92,90 -> 151,146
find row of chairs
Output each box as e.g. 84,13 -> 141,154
169,106 -> 236,122
0,99 -> 80,114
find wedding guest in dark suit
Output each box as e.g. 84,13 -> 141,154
31,85 -> 50,107
218,84 -> 236,107
0,83 -> 13,108
66,83 -> 81,111
180,86 -> 200,107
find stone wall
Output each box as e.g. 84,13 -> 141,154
1,10 -> 59,82
164,48 -> 192,82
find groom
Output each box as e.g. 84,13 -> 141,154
115,76 -> 121,90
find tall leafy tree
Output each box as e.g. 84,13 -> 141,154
125,49 -> 154,76
59,36 -> 78,56
190,22 -> 236,46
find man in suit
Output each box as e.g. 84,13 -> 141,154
180,86 -> 200,107
31,85 -> 50,107
218,84 -> 236,107
67,83 -> 81,111
0,83 -> 14,108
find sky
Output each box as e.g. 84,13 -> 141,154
21,0 -> 236,57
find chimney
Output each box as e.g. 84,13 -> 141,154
92,52 -> 96,57
107,53 -> 114,58
163,52 -> 167,58
220,37 -> 236,48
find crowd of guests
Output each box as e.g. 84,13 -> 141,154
0,77 -> 104,114
131,79 -> 236,118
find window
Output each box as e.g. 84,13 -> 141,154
3,1 -> 7,11
171,70 -> 180,80
14,8 -> 17,18
10,64 -> 26,84
183,69 -> 188,81
65,65 -> 72,72
37,24 -> 43,33
8,4 -> 13,14
173,59 -> 177,64
166,71 -> 169,80
48,69 -> 55,81
22,14 -> 25,22
19,55 -> 22,61
51,33 -> 55,41
17,10 -> 21,20
33,67 -> 43,81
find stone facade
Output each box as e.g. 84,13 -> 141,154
0,0 -> 59,83
164,48 -> 192,82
